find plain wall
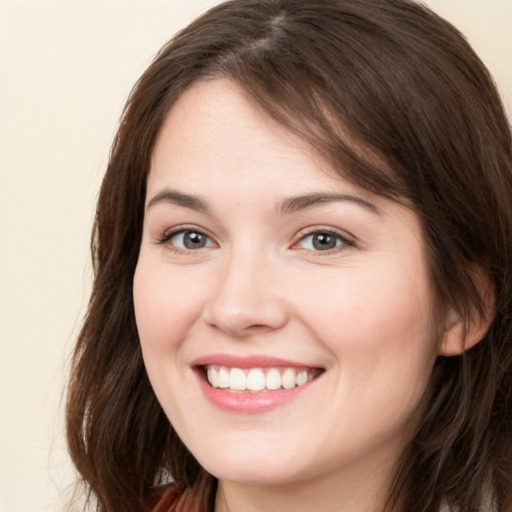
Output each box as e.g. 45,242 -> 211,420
0,1 -> 510,510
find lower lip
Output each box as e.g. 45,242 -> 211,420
196,371 -> 318,413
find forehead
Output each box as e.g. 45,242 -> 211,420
149,78 -> 375,202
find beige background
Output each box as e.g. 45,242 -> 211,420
0,1 -> 510,510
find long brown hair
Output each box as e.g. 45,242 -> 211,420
66,1 -> 512,510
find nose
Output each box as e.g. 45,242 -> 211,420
203,249 -> 289,337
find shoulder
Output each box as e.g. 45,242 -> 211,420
145,475 -> 216,512
144,484 -> 180,512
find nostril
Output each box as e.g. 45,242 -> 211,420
246,324 -> 271,331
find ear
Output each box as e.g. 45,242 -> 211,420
438,313 -> 490,356
438,269 -> 495,357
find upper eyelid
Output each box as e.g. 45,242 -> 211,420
294,226 -> 355,243
154,223 -> 356,249
155,224 -> 216,245
165,225 -> 204,235
291,227 -> 357,253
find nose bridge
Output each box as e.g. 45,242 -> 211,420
205,240 -> 287,336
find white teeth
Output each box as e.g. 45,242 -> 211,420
218,367 -> 230,389
281,368 -> 296,389
296,370 -> 308,386
207,367 -> 219,388
205,366 -> 318,392
229,368 -> 247,391
246,369 -> 266,391
266,368 -> 281,390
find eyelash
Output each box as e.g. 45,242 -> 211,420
155,225 -> 216,252
292,227 -> 355,254
155,225 -> 355,254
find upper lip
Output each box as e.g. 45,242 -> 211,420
191,354 -> 322,369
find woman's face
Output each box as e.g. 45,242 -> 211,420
134,78 -> 438,492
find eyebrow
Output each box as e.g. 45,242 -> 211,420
146,189 -> 209,212
146,188 -> 381,216
278,192 -> 381,216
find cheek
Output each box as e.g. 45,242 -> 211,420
133,260 -> 202,354
313,270 -> 430,332
305,270 -> 436,442
132,260 -> 204,415
298,260 -> 437,377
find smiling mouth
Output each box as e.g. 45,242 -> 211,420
201,365 -> 323,393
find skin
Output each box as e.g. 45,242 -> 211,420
133,78 -> 446,512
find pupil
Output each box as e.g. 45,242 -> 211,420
313,233 -> 336,250
184,231 -> 205,249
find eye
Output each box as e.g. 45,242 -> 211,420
295,230 -> 351,252
164,229 -> 215,250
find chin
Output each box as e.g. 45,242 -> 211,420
204,460 -> 305,487
187,435 -> 318,487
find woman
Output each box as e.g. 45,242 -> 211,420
66,0 -> 512,511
